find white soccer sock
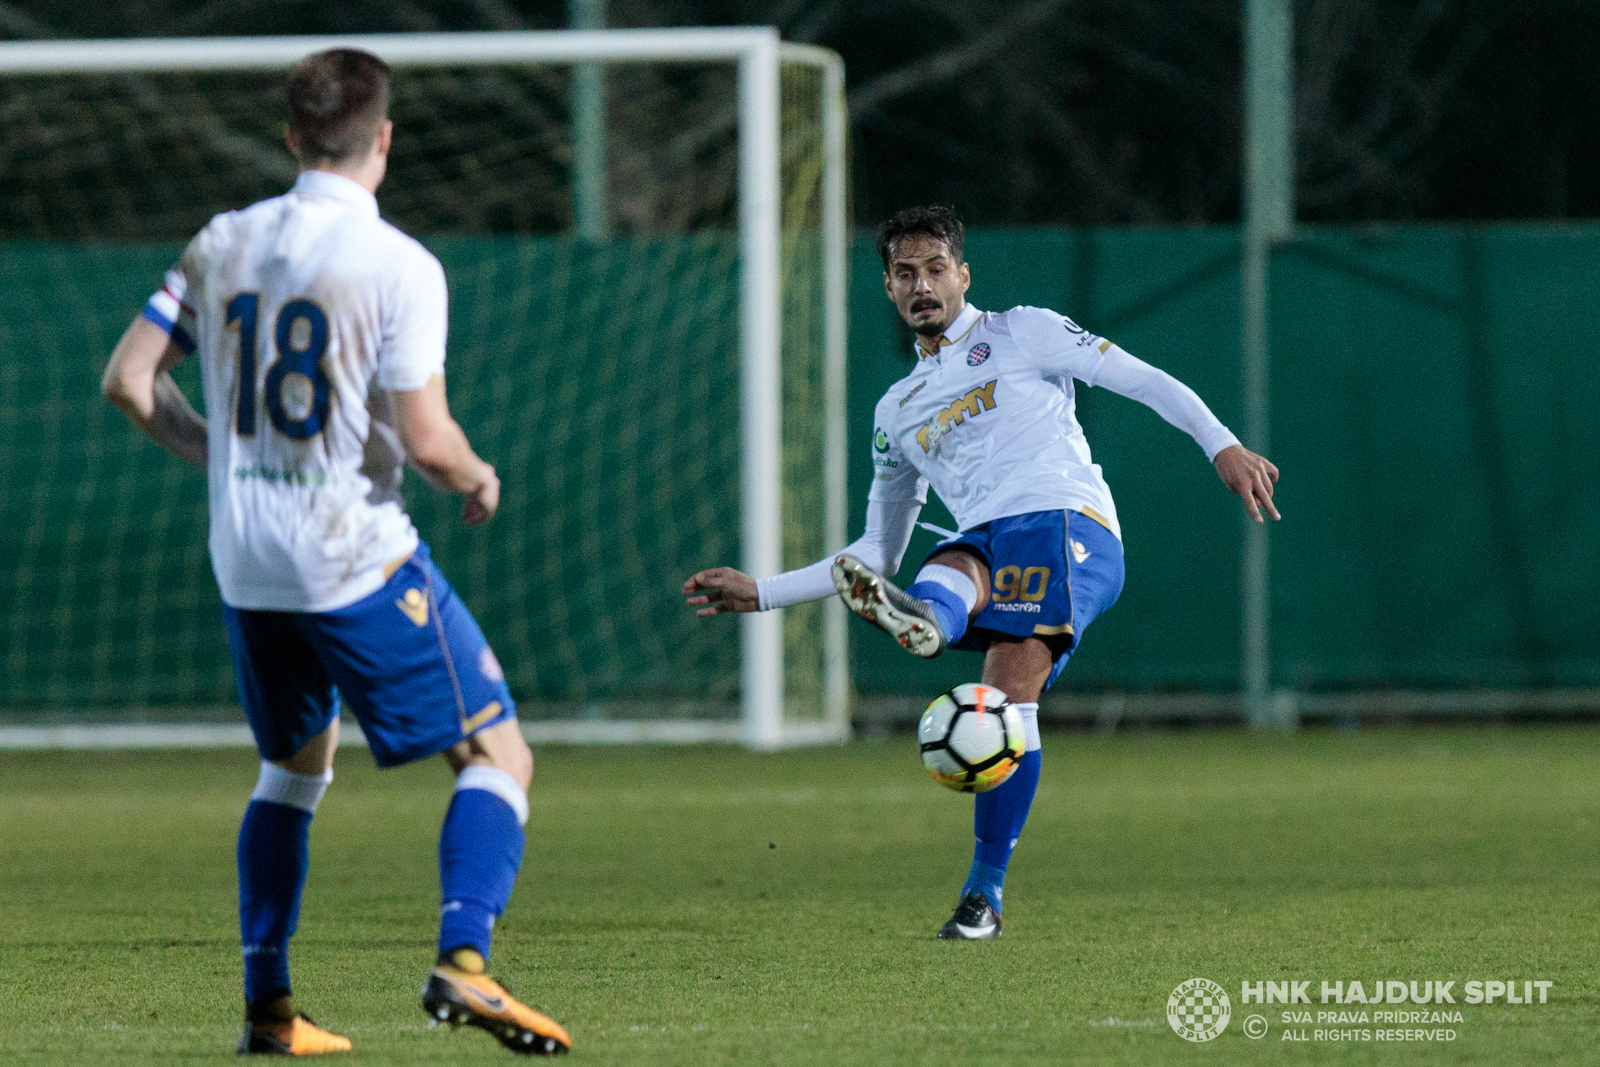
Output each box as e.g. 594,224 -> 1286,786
456,765 -> 529,827
913,563 -> 978,613
1015,702 -> 1041,752
250,761 -> 333,814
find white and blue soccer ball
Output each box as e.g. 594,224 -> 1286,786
918,683 -> 1026,793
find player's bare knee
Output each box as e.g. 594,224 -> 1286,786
480,720 -> 532,789
276,719 -> 339,775
982,636 -> 1055,704
494,733 -> 534,792
447,719 -> 533,792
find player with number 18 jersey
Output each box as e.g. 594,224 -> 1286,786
106,48 -> 570,1056
161,168 -> 443,612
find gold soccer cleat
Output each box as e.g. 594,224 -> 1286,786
237,1013 -> 353,1056
423,963 -> 571,1055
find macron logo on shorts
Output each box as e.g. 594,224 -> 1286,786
396,588 -> 429,626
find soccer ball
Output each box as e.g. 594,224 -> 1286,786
917,683 -> 1026,793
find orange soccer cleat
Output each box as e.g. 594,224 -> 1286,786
237,1012 -> 353,1056
423,962 -> 571,1055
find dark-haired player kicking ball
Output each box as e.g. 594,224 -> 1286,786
684,205 -> 1279,940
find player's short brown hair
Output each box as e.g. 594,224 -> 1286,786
286,48 -> 391,164
876,205 -> 965,268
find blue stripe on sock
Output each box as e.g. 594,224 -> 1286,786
906,580 -> 968,644
238,799 -> 313,1004
438,787 -> 526,962
962,748 -> 1042,912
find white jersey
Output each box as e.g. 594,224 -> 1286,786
151,170 -> 447,613
754,301 -> 1239,610
869,303 -> 1239,540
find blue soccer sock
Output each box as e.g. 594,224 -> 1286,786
907,563 -> 978,645
238,762 -> 332,1007
438,766 -> 528,964
962,704 -> 1042,913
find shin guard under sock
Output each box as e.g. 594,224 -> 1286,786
438,766 -> 528,962
238,763 -> 330,1005
962,704 -> 1042,912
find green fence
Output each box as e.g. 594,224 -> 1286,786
0,237 -> 747,713
3,223 -> 1598,718
850,224 -> 1600,697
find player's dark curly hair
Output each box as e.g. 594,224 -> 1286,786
287,48 -> 391,164
876,205 -> 965,267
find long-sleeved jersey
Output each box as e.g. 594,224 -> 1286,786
757,301 -> 1238,609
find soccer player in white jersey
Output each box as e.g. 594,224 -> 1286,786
685,205 -> 1279,940
100,50 -> 570,1055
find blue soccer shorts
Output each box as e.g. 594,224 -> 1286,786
223,543 -> 515,768
924,509 -> 1126,691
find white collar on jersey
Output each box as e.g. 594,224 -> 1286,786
914,302 -> 984,359
291,170 -> 380,217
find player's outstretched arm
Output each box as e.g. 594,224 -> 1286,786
1070,337 -> 1282,522
683,568 -> 759,615
101,315 -> 207,468
391,375 -> 500,526
1213,444 -> 1280,523
683,494 -> 925,617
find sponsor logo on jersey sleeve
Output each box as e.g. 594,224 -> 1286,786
873,427 -> 890,453
1063,314 -> 1109,349
966,342 -> 991,366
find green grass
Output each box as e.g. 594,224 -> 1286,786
2,725 -> 1599,1064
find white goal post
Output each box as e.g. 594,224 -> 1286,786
0,29 -> 850,750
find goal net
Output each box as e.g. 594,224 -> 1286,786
0,30 -> 849,748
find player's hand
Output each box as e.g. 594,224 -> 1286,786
462,465 -> 500,526
682,567 -> 760,615
1213,444 -> 1279,522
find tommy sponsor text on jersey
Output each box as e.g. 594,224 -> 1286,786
870,304 -> 1114,536
869,303 -> 1238,539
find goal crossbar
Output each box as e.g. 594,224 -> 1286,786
0,29 -> 830,73
1,29 -> 850,750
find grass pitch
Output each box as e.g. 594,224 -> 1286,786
2,724 -> 1598,1065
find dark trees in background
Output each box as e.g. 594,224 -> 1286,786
2,0 -> 1597,227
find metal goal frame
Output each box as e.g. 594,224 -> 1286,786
0,28 -> 851,750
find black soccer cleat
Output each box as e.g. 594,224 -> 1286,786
423,964 -> 571,1055
937,892 -> 1002,940
832,554 -> 947,658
